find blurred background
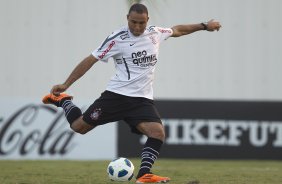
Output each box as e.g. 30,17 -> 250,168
0,0 -> 282,160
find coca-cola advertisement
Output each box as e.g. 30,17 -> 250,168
0,99 -> 116,160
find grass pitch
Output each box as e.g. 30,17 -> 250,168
0,159 -> 281,184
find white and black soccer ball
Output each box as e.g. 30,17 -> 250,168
107,157 -> 135,182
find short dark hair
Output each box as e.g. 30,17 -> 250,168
128,3 -> 148,15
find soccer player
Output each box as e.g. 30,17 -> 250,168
42,3 -> 221,183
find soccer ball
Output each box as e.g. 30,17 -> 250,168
107,157 -> 135,181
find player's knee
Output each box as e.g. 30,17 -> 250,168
150,129 -> 165,142
70,119 -> 94,134
138,122 -> 166,141
70,125 -> 88,134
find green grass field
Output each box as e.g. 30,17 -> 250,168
0,159 -> 281,184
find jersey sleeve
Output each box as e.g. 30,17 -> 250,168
92,36 -> 119,62
155,26 -> 173,43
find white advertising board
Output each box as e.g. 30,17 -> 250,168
0,98 -> 116,160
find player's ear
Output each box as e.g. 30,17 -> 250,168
127,14 -> 129,20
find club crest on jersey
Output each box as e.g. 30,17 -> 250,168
149,35 -> 157,45
90,108 -> 102,120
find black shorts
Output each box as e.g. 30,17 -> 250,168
82,91 -> 162,134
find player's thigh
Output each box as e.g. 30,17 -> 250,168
136,122 -> 165,141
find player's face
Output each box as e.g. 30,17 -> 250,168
127,11 -> 149,36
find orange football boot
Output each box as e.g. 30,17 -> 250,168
136,173 -> 170,183
42,93 -> 73,107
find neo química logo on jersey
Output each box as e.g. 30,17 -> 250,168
131,50 -> 157,67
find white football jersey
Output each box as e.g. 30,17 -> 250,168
92,26 -> 173,99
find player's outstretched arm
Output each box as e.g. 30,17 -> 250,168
171,19 -> 221,37
51,54 -> 98,95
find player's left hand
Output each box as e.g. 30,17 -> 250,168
206,19 -> 222,31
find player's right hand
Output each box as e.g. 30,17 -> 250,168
50,84 -> 68,96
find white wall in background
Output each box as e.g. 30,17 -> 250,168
0,0 -> 281,99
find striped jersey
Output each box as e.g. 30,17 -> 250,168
92,26 -> 173,99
